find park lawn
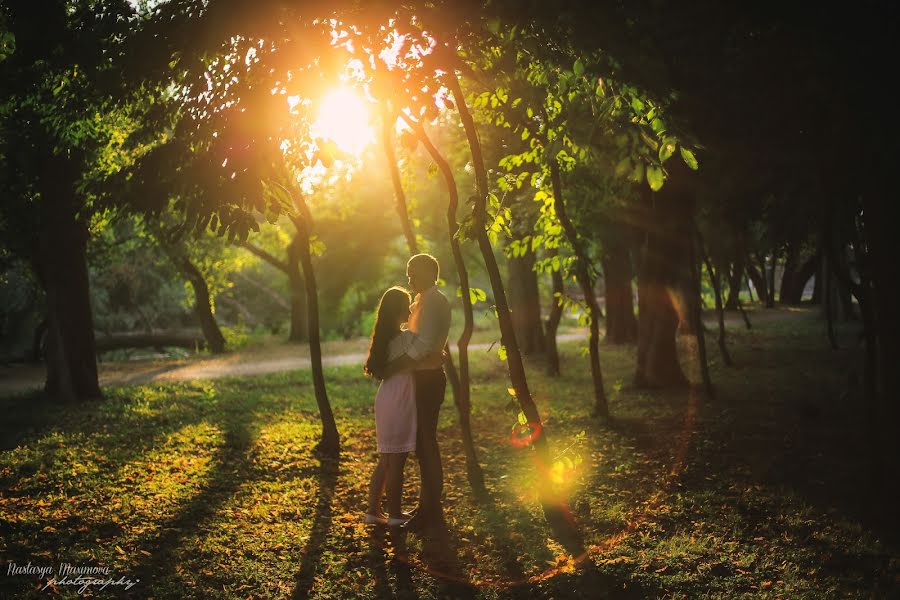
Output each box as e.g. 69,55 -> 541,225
1,309 -> 898,599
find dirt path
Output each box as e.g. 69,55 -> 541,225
0,332 -> 590,395
0,307 -> 808,397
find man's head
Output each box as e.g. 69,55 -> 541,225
407,253 -> 439,294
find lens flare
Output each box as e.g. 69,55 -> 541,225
312,87 -> 373,157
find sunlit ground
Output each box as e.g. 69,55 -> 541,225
1,310 -> 897,598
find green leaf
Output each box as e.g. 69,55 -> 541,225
468,287 -> 487,304
650,118 -> 666,134
630,161 -> 645,184
631,97 -> 645,113
680,147 -> 699,170
659,140 -> 676,163
615,157 -> 632,178
646,165 -> 665,191
573,59 -> 585,77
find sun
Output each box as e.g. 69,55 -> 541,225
312,87 -> 374,157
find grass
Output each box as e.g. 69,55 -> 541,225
1,308 -> 898,598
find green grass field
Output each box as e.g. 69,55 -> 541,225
1,308 -> 897,598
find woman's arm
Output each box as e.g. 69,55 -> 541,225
381,350 -> 445,380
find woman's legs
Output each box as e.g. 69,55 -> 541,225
367,455 -> 388,516
385,452 -> 409,519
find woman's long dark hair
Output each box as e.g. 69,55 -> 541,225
364,286 -> 411,381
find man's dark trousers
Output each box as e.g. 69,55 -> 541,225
413,368 -> 446,525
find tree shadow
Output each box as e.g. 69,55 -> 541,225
0,384 -> 230,568
125,393 -> 266,593
367,526 -> 416,600
418,526 -> 478,599
290,456 -> 340,599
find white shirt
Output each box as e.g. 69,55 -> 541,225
404,285 -> 451,364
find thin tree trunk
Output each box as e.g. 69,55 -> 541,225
689,226 -> 714,399
698,235 -> 733,367
288,195 -> 340,456
285,234 -> 309,342
31,319 -> 47,362
736,282 -> 752,330
177,256 -> 227,354
544,249 -> 564,376
238,241 -> 306,339
454,61 -> 597,549
766,250 -> 777,308
779,241 -> 800,304
822,253 -> 838,350
402,112 -> 486,496
381,104 -> 418,254
724,254 -> 745,310
811,262 -> 823,305
746,254 -> 767,305
449,72 -> 584,552
550,161 -> 608,418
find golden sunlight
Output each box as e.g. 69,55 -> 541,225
312,87 -> 374,157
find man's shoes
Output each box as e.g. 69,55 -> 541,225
364,513 -> 388,525
365,512 -> 412,527
402,511 -> 446,536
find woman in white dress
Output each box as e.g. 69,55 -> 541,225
364,286 -> 419,526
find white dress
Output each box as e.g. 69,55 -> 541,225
374,331 -> 417,453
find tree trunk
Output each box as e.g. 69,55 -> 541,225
381,104 -> 418,254
736,282 -> 752,330
860,189 -> 900,509
450,72 -> 585,552
822,252 -> 838,350
238,242 -> 305,339
507,239 -> 546,355
544,249 -> 564,376
699,236 -> 733,367
746,255 -> 768,305
286,234 -> 309,342
766,250 -> 777,308
177,257 -> 226,354
288,197 -> 340,456
724,254 -> 745,310
95,331 -> 205,352
33,155 -> 101,403
634,172 -> 690,389
602,242 -> 638,344
786,252 -> 820,305
550,161 -> 608,418
402,113 -> 486,496
689,226 -> 714,399
779,242 -> 800,304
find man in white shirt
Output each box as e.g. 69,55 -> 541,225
384,253 -> 451,533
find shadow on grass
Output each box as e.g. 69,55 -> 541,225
0,384 -> 240,570
367,527 -> 416,599
290,456 -> 340,599
125,393 -> 265,593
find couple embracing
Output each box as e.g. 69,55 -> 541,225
363,253 -> 450,535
